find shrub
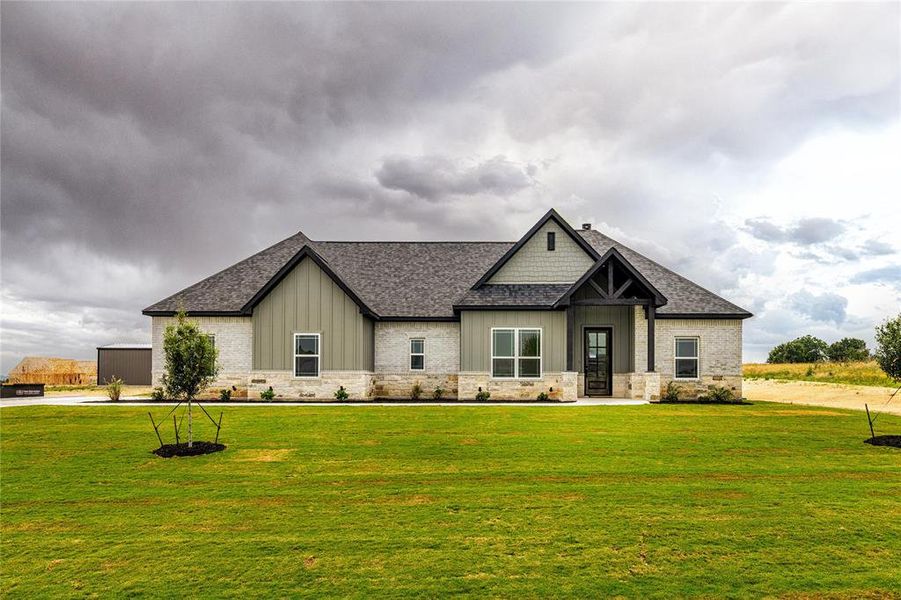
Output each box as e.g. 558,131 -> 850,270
475,388 -> 490,402
536,391 -> 549,402
151,387 -> 165,402
219,388 -> 232,402
260,386 -> 275,401
411,383 -> 422,401
334,386 -> 349,401
827,337 -> 869,362
106,377 -> 123,402
661,381 -> 681,402
433,386 -> 444,400
700,385 -> 736,403
875,314 -> 901,382
805,365 -> 815,377
767,336 -> 828,363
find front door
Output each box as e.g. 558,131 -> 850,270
584,328 -> 613,396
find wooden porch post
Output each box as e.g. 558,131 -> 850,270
647,302 -> 656,372
566,305 -> 574,371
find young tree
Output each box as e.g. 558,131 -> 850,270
827,337 -> 870,362
767,335 -> 829,363
161,311 -> 218,447
874,314 -> 901,382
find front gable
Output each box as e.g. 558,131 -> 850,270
475,209 -> 599,286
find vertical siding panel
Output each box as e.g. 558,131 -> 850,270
251,256 -> 374,372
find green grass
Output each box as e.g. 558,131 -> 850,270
743,361 -> 897,388
2,404 -> 900,598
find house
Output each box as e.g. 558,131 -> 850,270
143,209 -> 751,401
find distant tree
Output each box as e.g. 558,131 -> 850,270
161,311 -> 218,447
827,337 -> 870,362
767,335 -> 829,363
874,314 -> 901,382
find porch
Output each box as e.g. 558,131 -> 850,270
560,248 -> 666,401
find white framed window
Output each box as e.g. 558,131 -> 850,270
410,338 -> 425,371
294,333 -> 320,378
674,337 -> 699,380
491,327 -> 542,379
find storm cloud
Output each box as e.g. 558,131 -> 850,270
2,2 -> 899,371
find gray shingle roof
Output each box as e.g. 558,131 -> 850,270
144,225 -> 750,319
455,284 -> 573,308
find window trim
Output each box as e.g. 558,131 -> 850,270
490,327 -> 543,380
410,337 -> 425,371
673,336 -> 700,380
293,332 -> 321,379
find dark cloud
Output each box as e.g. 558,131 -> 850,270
851,266 -> 901,287
744,217 -> 846,245
744,218 -> 788,242
375,155 -> 535,200
861,239 -> 895,256
789,290 -> 848,324
1,2 -> 898,371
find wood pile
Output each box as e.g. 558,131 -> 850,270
6,357 -> 97,385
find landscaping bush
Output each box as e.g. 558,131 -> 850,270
433,386 -> 444,400
475,388 -> 490,402
699,385 -> 737,403
536,391 -> 549,402
411,383 -> 422,401
260,386 -> 275,401
334,386 -> 349,401
106,377 -> 123,402
151,387 -> 165,402
219,388 -> 232,402
661,381 -> 681,402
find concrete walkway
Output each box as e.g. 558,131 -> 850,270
1,396 -> 648,408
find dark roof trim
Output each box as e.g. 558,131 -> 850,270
240,245 -> 378,318
378,316 -> 459,322
657,312 -> 753,320
454,304 -> 562,312
555,247 -> 667,308
142,309 -> 247,317
472,208 -> 600,288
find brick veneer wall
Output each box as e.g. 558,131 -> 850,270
151,316 -> 253,394
630,309 -> 743,398
374,321 -> 460,372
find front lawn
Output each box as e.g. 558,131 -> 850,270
2,404 -> 899,597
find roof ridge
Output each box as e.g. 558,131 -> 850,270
314,240 -> 515,244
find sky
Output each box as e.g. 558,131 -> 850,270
1,2 -> 899,374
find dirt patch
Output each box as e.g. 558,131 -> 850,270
864,435 -> 901,449
153,442 -> 225,458
743,379 -> 901,416
232,449 -> 293,462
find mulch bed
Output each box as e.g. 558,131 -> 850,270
153,441 -> 226,458
864,435 -> 901,449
